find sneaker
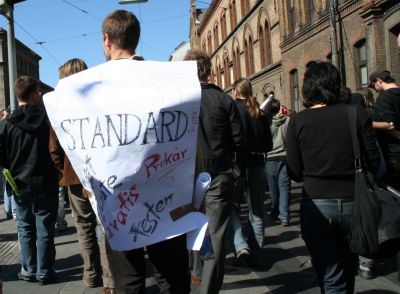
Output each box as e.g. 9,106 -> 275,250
358,266 -> 376,280
17,272 -> 37,282
236,248 -> 250,265
281,220 -> 289,227
37,273 -> 57,285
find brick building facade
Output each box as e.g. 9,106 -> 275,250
190,0 -> 400,111
190,0 -> 283,103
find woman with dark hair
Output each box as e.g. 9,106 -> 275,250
286,61 -> 381,293
231,78 -> 272,264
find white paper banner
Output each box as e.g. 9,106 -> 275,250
44,59 -> 207,251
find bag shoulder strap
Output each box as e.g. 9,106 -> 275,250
346,105 -> 361,169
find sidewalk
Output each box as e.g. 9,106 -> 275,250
0,185 -> 399,293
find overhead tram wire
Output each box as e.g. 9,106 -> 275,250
27,31 -> 100,46
14,21 -> 61,65
61,0 -> 102,22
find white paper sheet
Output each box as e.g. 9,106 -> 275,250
44,59 -> 206,251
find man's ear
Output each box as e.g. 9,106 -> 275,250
103,33 -> 112,50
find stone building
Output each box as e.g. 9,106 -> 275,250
190,0 -> 283,103
0,28 -> 52,111
190,0 -> 400,111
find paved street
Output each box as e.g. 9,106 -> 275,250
1,184 -> 400,293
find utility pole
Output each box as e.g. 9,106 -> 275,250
0,0 -> 24,111
328,0 -> 339,69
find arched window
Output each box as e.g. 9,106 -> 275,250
258,13 -> 272,68
221,12 -> 227,40
216,57 -> 222,87
207,31 -> 212,54
223,50 -> 231,88
244,30 -> 254,76
210,68 -> 215,84
202,40 -> 206,53
240,0 -> 250,17
288,0 -> 296,35
229,0 -> 237,30
232,39 -> 241,82
213,22 -> 219,50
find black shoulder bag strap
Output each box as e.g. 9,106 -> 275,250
346,105 -> 362,172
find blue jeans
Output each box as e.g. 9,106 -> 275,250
15,194 -> 58,279
4,185 -> 16,218
246,165 -> 267,256
228,207 -> 249,253
265,160 -> 291,221
300,198 -> 358,294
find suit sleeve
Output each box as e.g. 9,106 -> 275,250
228,99 -> 244,151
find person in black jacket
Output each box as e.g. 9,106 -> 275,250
230,78 -> 272,265
286,61 -> 380,293
185,49 -> 243,294
0,76 -> 59,285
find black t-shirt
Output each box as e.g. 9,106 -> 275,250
374,88 -> 400,153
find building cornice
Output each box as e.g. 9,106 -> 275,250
198,0 -> 223,34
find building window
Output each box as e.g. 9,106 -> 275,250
355,39 -> 367,87
290,69 -> 300,112
213,23 -> 219,50
229,0 -> 237,30
207,32 -> 212,54
223,51 -> 231,88
202,41 -> 206,53
232,44 -> 241,82
216,60 -> 222,87
244,35 -> 254,76
259,19 -> 272,68
288,0 -> 296,35
307,0 -> 314,23
221,13 -> 227,40
240,0 -> 250,18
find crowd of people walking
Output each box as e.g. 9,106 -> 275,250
1,8 -> 400,294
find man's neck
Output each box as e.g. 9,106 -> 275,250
110,49 -> 135,61
382,83 -> 399,91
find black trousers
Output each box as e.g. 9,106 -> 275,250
105,234 -> 190,294
386,152 -> 400,191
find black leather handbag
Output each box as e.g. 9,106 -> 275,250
347,106 -> 381,255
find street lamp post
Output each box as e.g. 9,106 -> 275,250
0,0 -> 25,111
328,0 -> 339,69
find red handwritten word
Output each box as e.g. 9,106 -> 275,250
105,184 -> 140,239
144,149 -> 188,178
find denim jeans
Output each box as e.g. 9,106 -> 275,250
3,185 -> 16,218
265,160 -> 291,221
56,186 -> 66,228
15,194 -> 58,279
300,198 -> 358,294
246,165 -> 267,257
228,207 -> 249,253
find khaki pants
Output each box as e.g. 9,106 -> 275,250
68,184 -> 114,288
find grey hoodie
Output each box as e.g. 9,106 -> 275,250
266,113 -> 289,159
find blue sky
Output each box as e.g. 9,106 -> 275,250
2,0 -> 193,88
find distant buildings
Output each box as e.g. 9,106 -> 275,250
0,28 -> 52,111
189,0 -> 400,111
169,41 -> 190,61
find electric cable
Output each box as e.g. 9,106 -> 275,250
14,20 -> 61,65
